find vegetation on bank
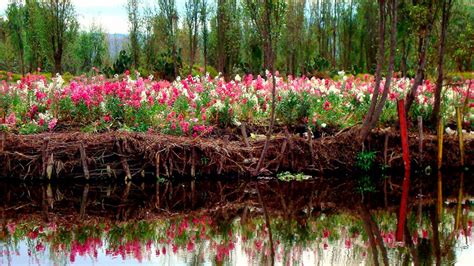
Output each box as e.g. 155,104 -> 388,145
0,72 -> 471,135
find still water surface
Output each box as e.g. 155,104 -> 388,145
0,175 -> 472,265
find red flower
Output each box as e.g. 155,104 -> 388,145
323,100 -> 331,111
187,241 -> 195,252
36,242 -> 45,252
27,230 -> 39,239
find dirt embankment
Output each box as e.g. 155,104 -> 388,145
0,128 -> 471,180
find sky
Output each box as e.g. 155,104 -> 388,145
0,0 -> 187,34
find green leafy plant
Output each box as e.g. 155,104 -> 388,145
355,151 -> 377,194
277,171 -> 311,182
356,151 -> 376,172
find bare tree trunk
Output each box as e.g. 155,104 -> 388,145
368,0 -> 398,130
54,53 -> 62,74
432,0 -> 453,125
400,38 -> 408,77
359,0 -> 386,142
217,0 -> 225,75
405,3 -> 437,113
255,0 -> 277,175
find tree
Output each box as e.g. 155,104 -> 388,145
157,0 -> 179,78
6,1 -> 26,76
200,0 -> 209,72
404,0 -> 439,113
432,0 -> 454,125
359,0 -> 398,142
211,0 -> 241,78
41,0 -> 78,74
185,0 -> 200,74
281,0 -> 305,75
73,24 -> 109,73
24,0 -> 47,73
243,0 -> 285,71
127,0 -> 141,69
248,0 -> 285,180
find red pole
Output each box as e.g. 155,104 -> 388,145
396,99 -> 410,241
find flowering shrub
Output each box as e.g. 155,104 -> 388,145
0,72 -> 472,135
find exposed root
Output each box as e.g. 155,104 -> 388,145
0,127 -> 472,180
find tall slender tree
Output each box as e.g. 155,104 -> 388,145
157,0 -> 179,77
405,0 -> 439,113
359,0 -> 398,142
200,0 -> 209,73
432,0 -> 454,125
127,0 -> 141,70
185,0 -> 201,74
6,1 -> 26,76
41,0 -> 78,74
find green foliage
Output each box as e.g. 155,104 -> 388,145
72,26 -> 108,73
355,151 -> 377,194
356,151 -> 376,172
113,50 -> 132,75
276,91 -> 310,125
276,171 -> 310,182
208,98 -> 234,128
18,122 -> 43,134
154,49 -> 182,81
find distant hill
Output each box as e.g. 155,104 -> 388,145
107,33 -> 129,60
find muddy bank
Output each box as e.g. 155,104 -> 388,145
0,128 -> 472,180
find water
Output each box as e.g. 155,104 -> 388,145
0,175 -> 472,265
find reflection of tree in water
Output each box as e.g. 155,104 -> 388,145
0,177 -> 472,265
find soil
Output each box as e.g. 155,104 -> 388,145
0,127 -> 472,180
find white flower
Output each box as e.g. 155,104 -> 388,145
234,74 -> 241,82
140,90 -> 147,102
114,74 -> 119,79
232,118 -> 241,127
321,123 -> 327,128
148,74 -> 154,81
213,100 -> 224,111
338,70 -> 345,76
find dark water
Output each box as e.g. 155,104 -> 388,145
0,174 -> 472,265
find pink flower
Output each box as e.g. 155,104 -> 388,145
27,230 -> 39,239
187,241 -> 195,252
323,228 -> 330,238
104,115 -> 111,122
6,113 -> 16,125
323,100 -> 332,111
172,244 -> 178,253
35,242 -> 45,252
48,118 -> 57,130
7,223 -> 16,235
345,239 -> 351,249
422,229 -> 428,239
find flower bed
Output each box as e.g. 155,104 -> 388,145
0,72 -> 472,179
0,72 -> 472,135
